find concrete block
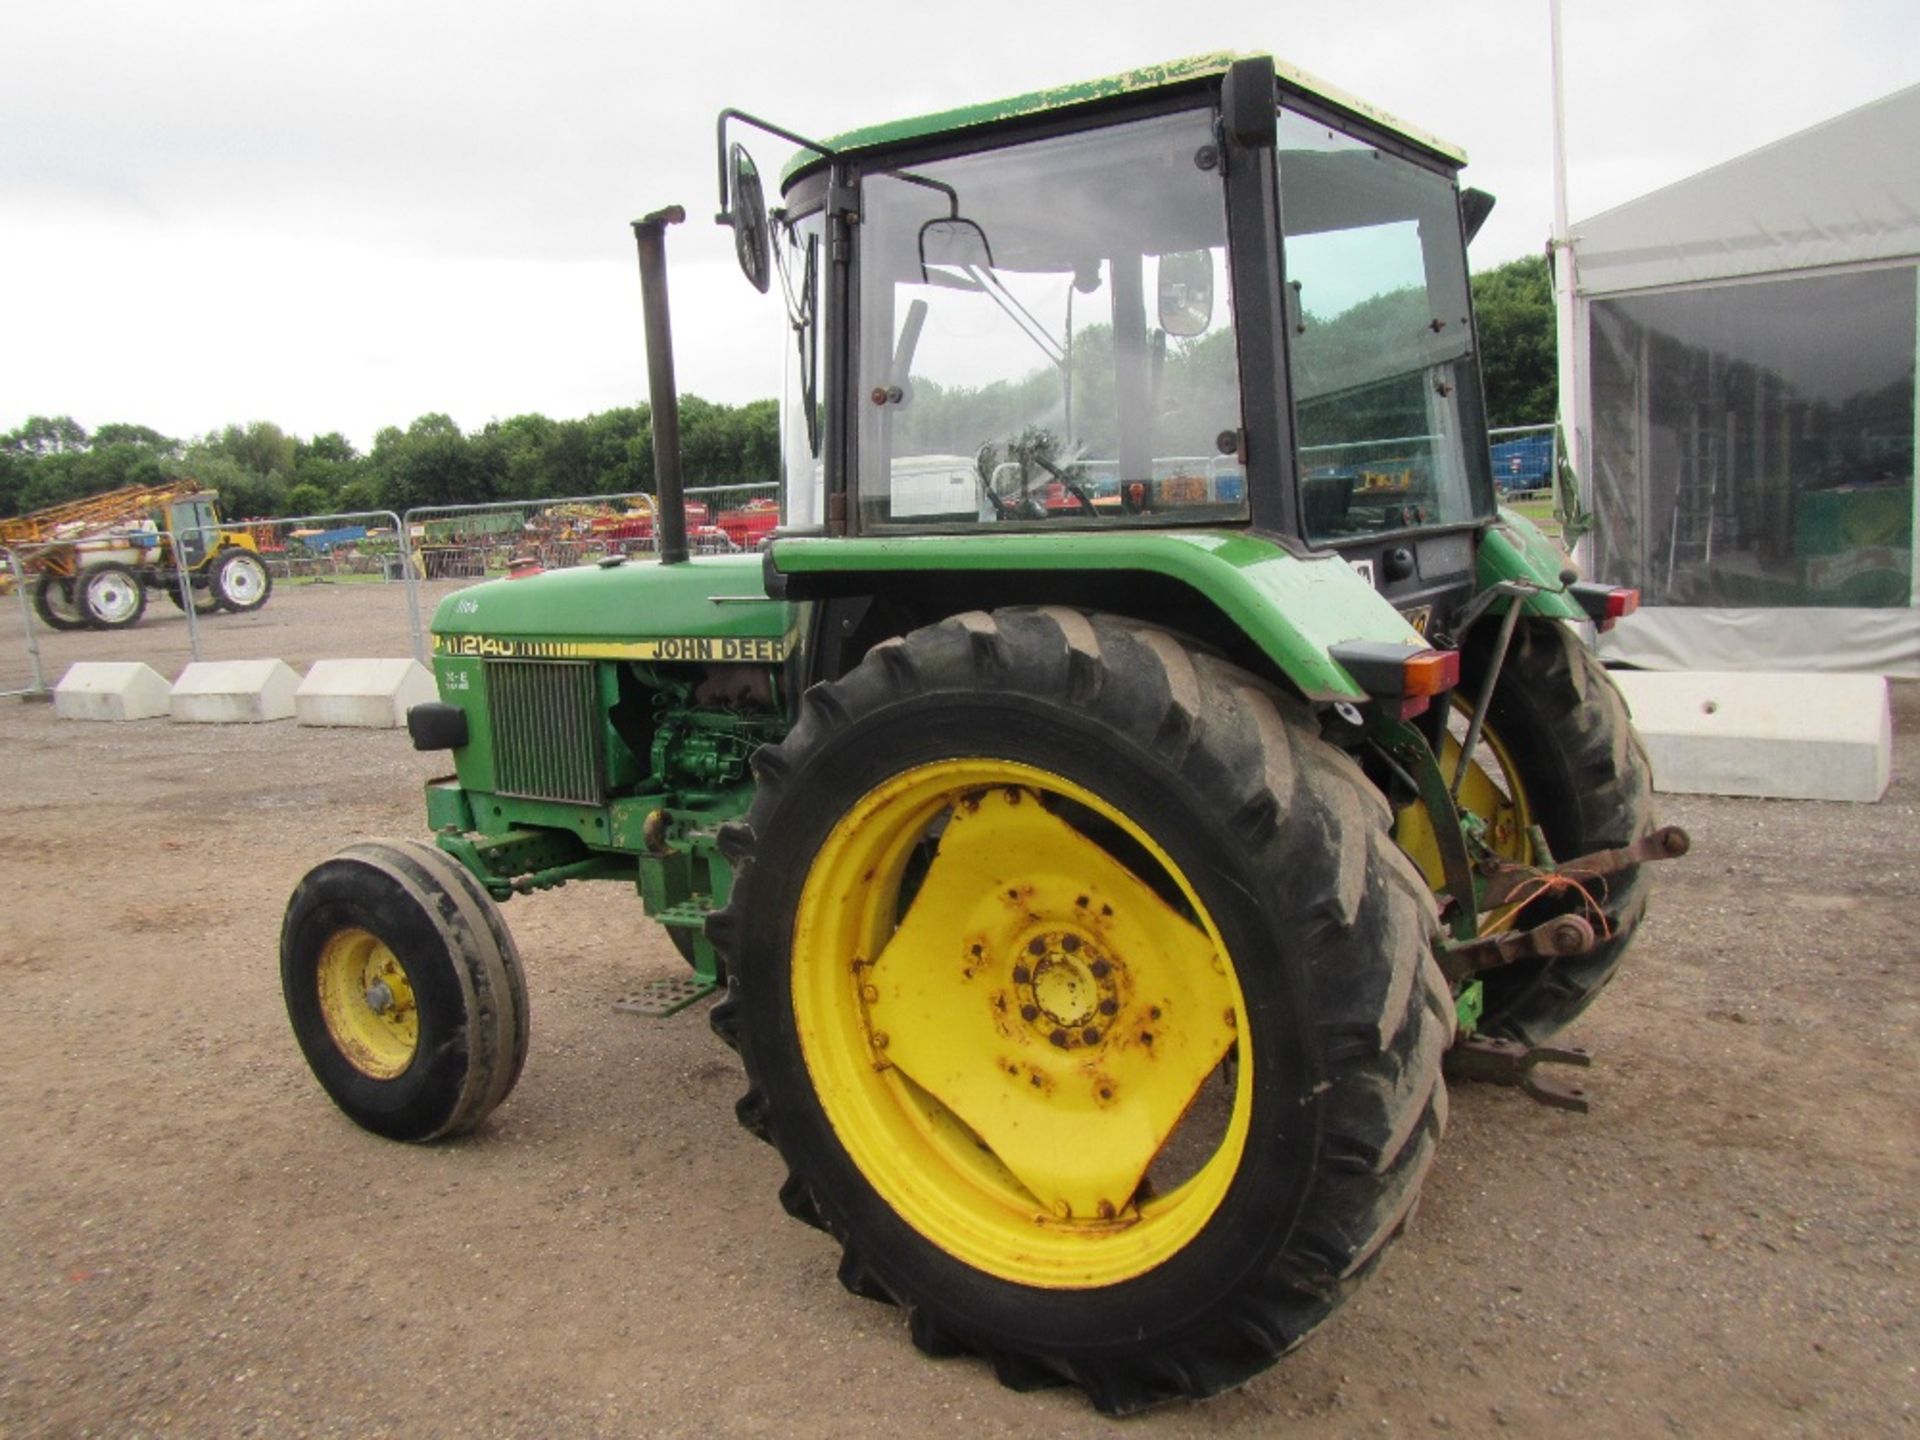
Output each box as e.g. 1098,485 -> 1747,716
52,662 -> 172,722
295,658 -> 436,729
1610,670 -> 1891,802
169,659 -> 300,723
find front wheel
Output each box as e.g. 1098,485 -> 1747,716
210,548 -> 272,612
709,609 -> 1450,1414
165,577 -> 220,614
281,840 -> 530,1141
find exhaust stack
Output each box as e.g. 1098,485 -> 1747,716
632,207 -> 690,567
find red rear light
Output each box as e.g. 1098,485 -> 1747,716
1605,588 -> 1639,619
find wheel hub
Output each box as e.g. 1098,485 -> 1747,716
1015,930 -> 1119,1045
846,780 -> 1238,1223
315,927 -> 419,1079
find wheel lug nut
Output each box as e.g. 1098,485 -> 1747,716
1012,965 -> 1031,985
1027,937 -> 1046,956
1020,1004 -> 1039,1022
1090,960 -> 1110,979
1082,1027 -> 1101,1045
1049,1029 -> 1069,1048
1061,934 -> 1080,952
1098,999 -> 1118,1016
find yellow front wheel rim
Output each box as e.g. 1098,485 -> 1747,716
316,927 -> 420,1079
792,760 -> 1251,1290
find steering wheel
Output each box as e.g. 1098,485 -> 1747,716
1027,453 -> 1099,518
976,448 -> 1024,520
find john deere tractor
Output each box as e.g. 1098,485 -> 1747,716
281,54 -> 1685,1413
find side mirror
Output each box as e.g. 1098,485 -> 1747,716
1461,187 -> 1496,246
728,143 -> 771,293
919,216 -> 995,290
1157,249 -> 1214,337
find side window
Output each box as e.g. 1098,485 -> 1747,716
1277,107 -> 1491,540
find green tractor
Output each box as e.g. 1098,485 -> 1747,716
281,53 -> 1685,1413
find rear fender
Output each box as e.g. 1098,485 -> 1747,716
770,532 -> 1428,703
1478,510 -> 1584,622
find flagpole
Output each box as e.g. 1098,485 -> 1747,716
1548,0 -> 1588,566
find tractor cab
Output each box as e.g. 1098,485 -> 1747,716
723,53 -> 1497,632
160,493 -> 222,569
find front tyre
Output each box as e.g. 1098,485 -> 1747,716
281,840 -> 530,1141
709,609 -> 1451,1414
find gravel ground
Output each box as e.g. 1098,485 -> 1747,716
0,584 -> 1914,1438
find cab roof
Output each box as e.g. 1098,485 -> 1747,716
784,51 -> 1466,186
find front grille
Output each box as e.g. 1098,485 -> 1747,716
484,660 -> 605,804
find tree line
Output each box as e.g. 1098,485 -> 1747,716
0,255 -> 1552,523
0,398 -> 779,523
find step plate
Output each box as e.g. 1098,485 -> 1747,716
613,975 -> 719,1018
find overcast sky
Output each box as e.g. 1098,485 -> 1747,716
3,0 -> 1915,451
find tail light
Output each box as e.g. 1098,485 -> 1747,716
1569,582 -> 1640,633
1328,642 -> 1461,720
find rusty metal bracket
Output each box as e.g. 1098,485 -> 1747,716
1436,912 -> 1595,985
1479,824 -> 1691,910
1444,1035 -> 1593,1113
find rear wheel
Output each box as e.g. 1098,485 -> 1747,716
281,840 -> 529,1141
32,572 -> 86,631
210,548 -> 272,612
1398,618 -> 1654,1043
77,562 -> 148,629
709,608 -> 1450,1414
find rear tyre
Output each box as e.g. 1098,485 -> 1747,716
77,562 -> 148,629
281,840 -> 530,1141
1460,618 -> 1656,1043
210,548 -> 272,612
708,608 -> 1450,1414
32,572 -> 86,631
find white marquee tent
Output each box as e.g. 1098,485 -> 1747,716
1565,83 -> 1920,675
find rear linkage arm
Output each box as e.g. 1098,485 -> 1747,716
1354,581 -> 1693,1112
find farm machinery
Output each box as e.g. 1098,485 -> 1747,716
2,479 -> 272,630
281,54 -> 1685,1413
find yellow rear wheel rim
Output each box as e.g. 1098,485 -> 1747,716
316,927 -> 419,1079
1395,707 -> 1535,909
792,759 -> 1251,1290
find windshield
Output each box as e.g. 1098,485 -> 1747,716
855,107 -> 1246,528
1277,107 -> 1493,543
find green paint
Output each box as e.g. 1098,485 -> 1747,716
430,552 -> 791,645
1369,711 -> 1480,942
1455,979 -> 1485,1032
1478,510 -> 1586,621
784,51 -> 1465,187
773,530 -> 1425,701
